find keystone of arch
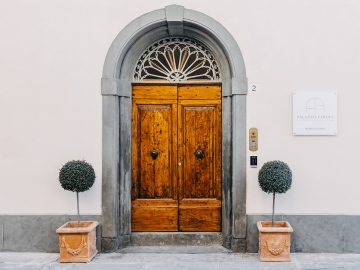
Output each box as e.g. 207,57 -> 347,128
101,5 -> 247,96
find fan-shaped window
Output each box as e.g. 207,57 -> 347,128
133,38 -> 221,82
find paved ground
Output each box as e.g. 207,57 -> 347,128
2,246 -> 360,269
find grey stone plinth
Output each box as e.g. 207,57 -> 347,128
0,215 -> 3,251
284,215 -> 344,253
101,237 -> 119,253
344,215 -> 360,253
1,214 -> 360,253
2,215 -> 65,252
246,214 -> 358,253
231,238 -> 246,253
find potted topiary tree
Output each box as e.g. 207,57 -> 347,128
257,160 -> 293,262
56,160 -> 98,263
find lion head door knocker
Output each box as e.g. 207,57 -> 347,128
195,149 -> 204,159
150,149 -> 158,160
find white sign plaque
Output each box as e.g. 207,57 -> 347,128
293,92 -> 337,135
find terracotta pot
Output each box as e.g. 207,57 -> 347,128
257,221 -> 293,262
56,221 -> 98,263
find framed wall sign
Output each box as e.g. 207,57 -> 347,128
293,92 -> 337,136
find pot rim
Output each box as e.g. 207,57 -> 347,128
56,221 -> 98,234
257,221 -> 293,233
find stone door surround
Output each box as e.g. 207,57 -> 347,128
101,5 -> 248,252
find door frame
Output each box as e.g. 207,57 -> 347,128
101,5 -> 247,252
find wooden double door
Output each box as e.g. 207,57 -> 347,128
131,84 -> 221,232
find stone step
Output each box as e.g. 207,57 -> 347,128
117,245 -> 231,254
130,232 -> 223,247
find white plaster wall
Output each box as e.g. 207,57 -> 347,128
0,0 -> 359,214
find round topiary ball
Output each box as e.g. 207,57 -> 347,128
59,160 -> 95,193
258,160 -> 292,194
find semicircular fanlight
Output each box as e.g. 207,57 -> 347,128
133,38 -> 221,82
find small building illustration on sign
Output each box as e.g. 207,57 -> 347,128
306,98 -> 324,112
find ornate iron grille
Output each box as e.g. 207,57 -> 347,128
133,38 -> 221,82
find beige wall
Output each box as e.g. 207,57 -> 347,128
0,0 -> 359,214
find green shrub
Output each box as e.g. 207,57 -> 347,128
59,160 -> 95,227
59,160 -> 95,193
258,160 -> 292,226
258,160 -> 292,194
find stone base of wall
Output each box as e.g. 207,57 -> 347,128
0,215 -> 101,253
247,215 -> 360,253
1,214 -> 359,253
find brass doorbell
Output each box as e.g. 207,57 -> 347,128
249,128 -> 258,151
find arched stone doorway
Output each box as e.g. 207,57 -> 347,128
101,5 -> 247,252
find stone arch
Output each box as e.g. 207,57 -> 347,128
101,5 -> 247,252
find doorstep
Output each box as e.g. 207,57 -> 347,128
130,232 -> 223,246
118,245 -> 231,254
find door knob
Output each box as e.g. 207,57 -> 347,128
150,149 -> 158,160
195,149 -> 204,159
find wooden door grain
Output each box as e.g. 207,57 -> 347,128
178,85 -> 222,232
131,84 -> 221,232
131,86 -> 178,231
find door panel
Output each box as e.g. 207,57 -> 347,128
132,85 -> 177,99
178,99 -> 222,232
178,202 -> 221,231
132,199 -> 178,231
182,105 -> 215,198
178,85 -> 221,100
131,96 -> 178,232
131,84 -> 221,232
138,104 -> 171,198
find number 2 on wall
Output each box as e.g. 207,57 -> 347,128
249,84 -> 260,92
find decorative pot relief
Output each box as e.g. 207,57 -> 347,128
257,221 -> 293,262
263,239 -> 288,256
61,236 -> 87,256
